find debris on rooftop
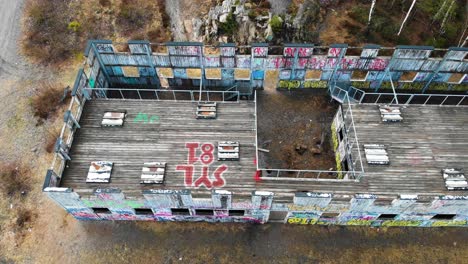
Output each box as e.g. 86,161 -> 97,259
364,144 -> 389,165
196,102 -> 217,119
379,105 -> 402,122
443,168 -> 467,190
101,111 -> 126,126
217,141 -> 240,161
86,161 -> 113,183
141,162 -> 166,184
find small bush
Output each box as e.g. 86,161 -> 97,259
15,208 -> 33,229
67,21 -> 81,32
31,82 -> 69,124
0,163 -> 31,198
219,12 -> 238,35
349,6 -> 368,24
248,9 -> 258,20
99,0 -> 111,7
270,15 -> 283,34
45,129 -> 60,153
22,0 -> 78,64
258,1 -> 271,9
288,2 -> 299,17
117,0 -> 154,33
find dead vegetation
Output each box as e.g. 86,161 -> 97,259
45,128 -> 60,153
30,82 -> 69,125
22,0 -> 171,64
0,163 -> 31,198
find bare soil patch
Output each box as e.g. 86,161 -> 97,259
257,89 -> 339,171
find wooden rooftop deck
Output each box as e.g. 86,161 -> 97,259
61,100 -> 468,198
348,104 -> 468,196
61,100 -> 258,196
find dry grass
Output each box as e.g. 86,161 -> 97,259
22,0 -> 171,64
45,129 -> 60,153
30,82 -> 69,125
0,163 -> 31,198
22,0 -> 78,64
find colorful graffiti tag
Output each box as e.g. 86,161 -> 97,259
134,112 -> 159,124
176,143 -> 228,189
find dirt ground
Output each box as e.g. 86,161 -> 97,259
257,89 -> 339,171
2,1 -> 468,263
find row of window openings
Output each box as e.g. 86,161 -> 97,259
108,66 -> 466,84
91,207 -> 245,216
91,208 -> 457,221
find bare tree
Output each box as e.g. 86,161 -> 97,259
368,0 -> 377,25
440,0 -> 455,33
458,3 -> 468,47
397,0 -> 417,36
433,0 -> 449,23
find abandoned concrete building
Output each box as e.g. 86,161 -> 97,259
43,40 -> 468,227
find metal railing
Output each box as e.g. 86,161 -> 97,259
46,88 -> 87,189
258,86 -> 364,181
83,88 -> 240,102
359,92 -> 468,106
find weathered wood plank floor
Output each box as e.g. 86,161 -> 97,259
348,104 -> 468,196
61,100 -> 468,198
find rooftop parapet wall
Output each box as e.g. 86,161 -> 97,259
83,40 -> 468,92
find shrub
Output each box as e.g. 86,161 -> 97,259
99,0 -> 111,7
248,9 -> 258,20
117,0 -> 154,33
0,163 -> 31,198
22,0 -> 77,64
15,208 -> 33,229
45,129 -> 60,153
349,6 -> 368,24
30,82 -> 69,124
270,15 -> 283,34
219,12 -> 238,35
67,21 -> 81,32
258,1 -> 271,9
288,2 -> 299,17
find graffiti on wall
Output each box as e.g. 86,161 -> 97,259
176,143 -> 228,189
89,40 -> 468,92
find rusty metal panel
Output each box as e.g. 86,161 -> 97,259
236,55 -> 251,68
153,55 -> 171,67
204,56 -> 220,67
